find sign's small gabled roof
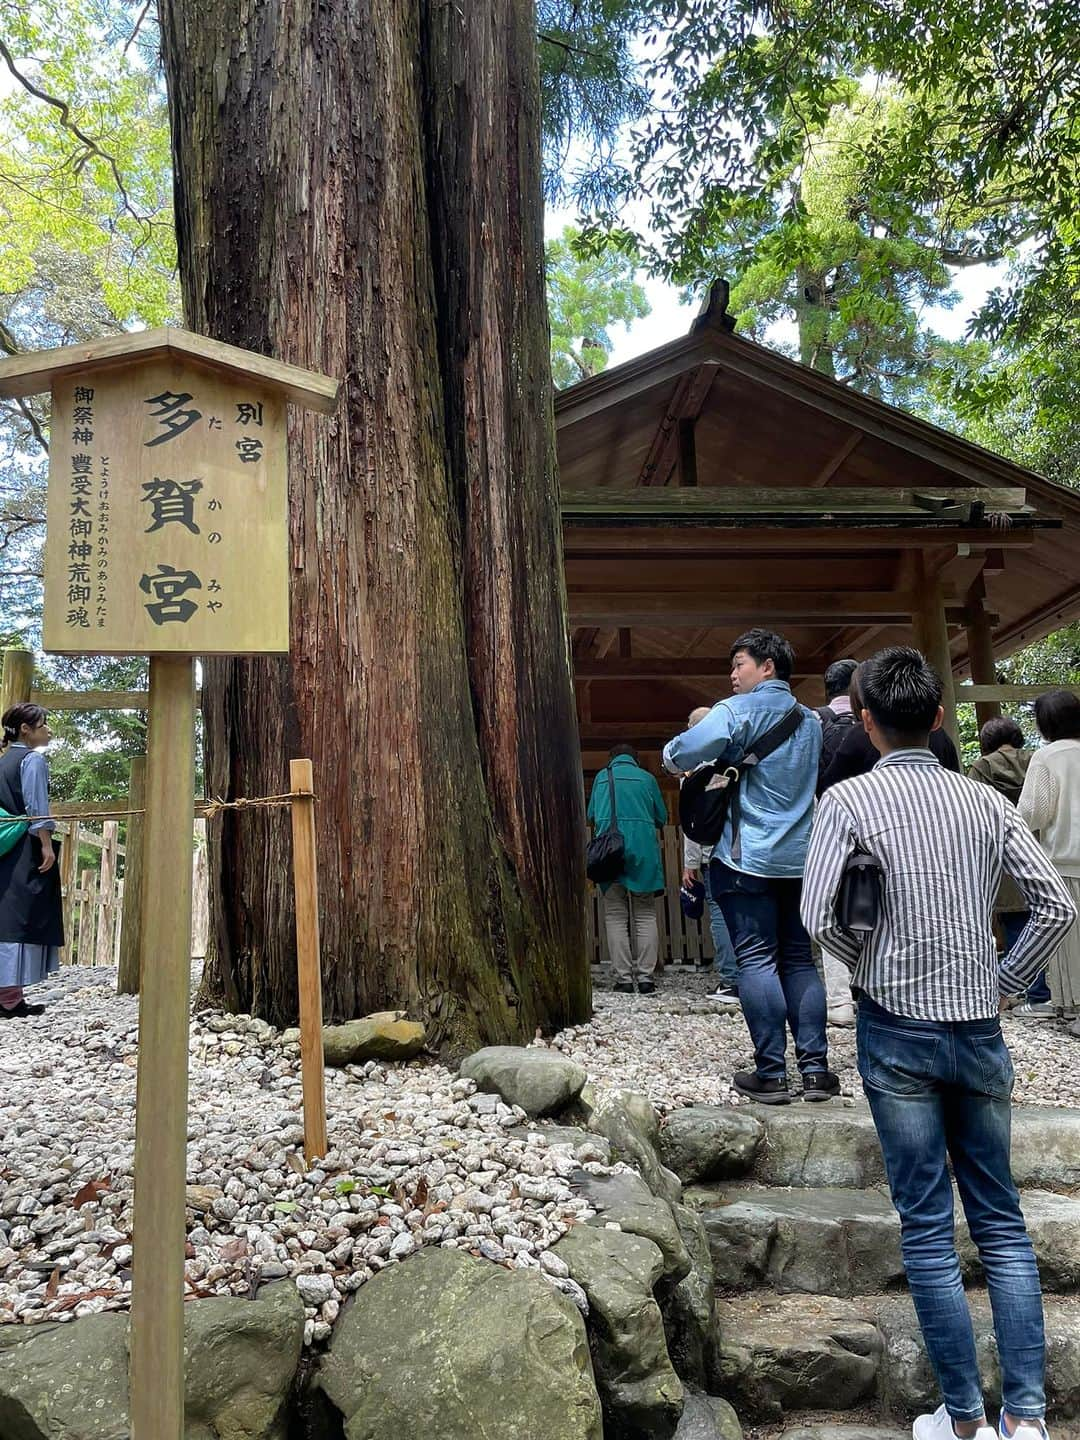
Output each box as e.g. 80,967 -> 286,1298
0,326 -> 340,413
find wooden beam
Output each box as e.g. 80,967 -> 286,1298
636,363 -> 717,487
32,689 -> 149,711
563,486 -> 1029,518
810,431 -> 862,486
569,591 -> 918,626
563,527 -> 1037,555
964,578 -> 1001,728
959,685 -> 1080,703
913,558 -> 959,745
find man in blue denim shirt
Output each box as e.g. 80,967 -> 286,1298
663,629 -> 837,1104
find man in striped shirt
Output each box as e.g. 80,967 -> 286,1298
802,648 -> 1075,1440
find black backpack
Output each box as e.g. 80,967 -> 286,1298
816,705 -> 856,776
586,766 -> 626,883
679,705 -> 804,862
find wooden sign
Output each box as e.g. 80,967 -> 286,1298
44,360 -> 287,654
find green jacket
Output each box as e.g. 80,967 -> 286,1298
587,755 -> 667,895
968,745 -> 1034,913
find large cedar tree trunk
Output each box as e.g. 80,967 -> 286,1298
158,0 -> 589,1045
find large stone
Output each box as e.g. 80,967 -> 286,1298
959,1188 -> 1080,1292
714,1293 -> 882,1421
876,1294 -> 1080,1419
573,1168 -> 693,1284
660,1205 -> 719,1390
555,1224 -> 683,1439
460,1046 -> 587,1118
778,1429 -> 907,1440
0,1282 -> 304,1439
747,1103 -> 1080,1192
657,1107 -> 764,1184
315,1247 -> 602,1439
695,1185 -> 904,1297
322,1013 -> 426,1066
579,1088 -> 683,1204
748,1105 -> 887,1189
674,1392 -> 743,1440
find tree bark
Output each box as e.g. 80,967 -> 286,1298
158,0 -> 589,1046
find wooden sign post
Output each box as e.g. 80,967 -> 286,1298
290,758 -> 328,1162
0,329 -> 338,1440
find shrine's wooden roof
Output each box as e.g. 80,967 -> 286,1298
556,284 -> 1080,766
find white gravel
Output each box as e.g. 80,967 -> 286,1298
0,960 -> 1075,1341
556,964 -> 1080,1114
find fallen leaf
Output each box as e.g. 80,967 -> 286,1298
73,1176 -> 112,1209
285,1151 -> 307,1176
44,1268 -> 60,1299
413,1177 -> 429,1210
216,1237 -> 249,1263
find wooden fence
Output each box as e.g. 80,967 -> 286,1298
586,824 -> 717,966
55,816 -> 209,966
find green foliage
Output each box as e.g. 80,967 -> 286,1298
537,0 -> 650,206
545,226 -> 649,387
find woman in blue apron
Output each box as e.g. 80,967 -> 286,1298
0,703 -> 62,1017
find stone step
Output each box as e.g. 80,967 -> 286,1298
743,1102 -> 1080,1191
687,1183 -> 1080,1297
715,1290 -> 1080,1422
769,1427 -> 909,1440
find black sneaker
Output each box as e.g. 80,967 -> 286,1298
732,1070 -> 790,1105
638,980 -> 656,995
710,983 -> 740,1002
613,982 -> 635,994
0,1000 -> 44,1018
802,1071 -> 841,1102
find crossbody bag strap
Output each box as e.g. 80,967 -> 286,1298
605,765 -> 619,833
729,706 -> 805,863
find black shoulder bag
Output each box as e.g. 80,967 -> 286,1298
586,766 -> 626,883
836,842 -> 884,933
678,705 -> 805,859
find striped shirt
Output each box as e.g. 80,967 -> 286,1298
801,748 -> 1077,1021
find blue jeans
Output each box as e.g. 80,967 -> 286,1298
702,867 -> 738,985
857,997 -> 1045,1422
1001,911 -> 1052,1004
710,859 -> 827,1081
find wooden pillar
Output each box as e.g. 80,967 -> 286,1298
290,759 -> 328,1163
59,822 -> 80,965
94,821 -> 119,968
965,583 -> 1001,731
78,868 -> 97,966
117,756 -> 146,995
0,647 -> 33,717
130,656 -> 196,1440
913,559 -> 959,746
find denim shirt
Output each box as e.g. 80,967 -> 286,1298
662,679 -> 821,878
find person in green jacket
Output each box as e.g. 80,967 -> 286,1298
587,745 -> 668,994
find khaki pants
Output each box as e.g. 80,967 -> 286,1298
603,883 -> 658,983
822,949 -> 854,1012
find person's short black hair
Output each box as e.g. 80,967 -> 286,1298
979,717 -> 1025,755
1,703 -> 46,746
1033,689 -> 1080,743
860,647 -> 942,743
824,658 -> 858,700
730,629 -> 794,682
608,743 -> 638,761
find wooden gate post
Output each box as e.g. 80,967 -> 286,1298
118,756 -> 146,995
78,868 -> 97,966
130,656 -> 196,1440
95,821 -> 119,967
59,821 -> 80,965
0,648 -> 33,717
290,758 -> 327,1163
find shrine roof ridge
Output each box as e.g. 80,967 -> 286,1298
0,327 -> 340,413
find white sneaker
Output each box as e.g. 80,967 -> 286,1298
998,1411 -> 1049,1440
827,1004 -> 856,1027
912,1403 -> 995,1440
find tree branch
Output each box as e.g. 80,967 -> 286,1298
0,37 -> 148,230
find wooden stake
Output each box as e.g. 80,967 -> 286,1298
79,868 -> 97,967
95,821 -> 119,967
0,647 -> 33,716
290,758 -> 327,1163
59,822 -> 79,965
118,756 -> 146,995
130,656 -> 195,1440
